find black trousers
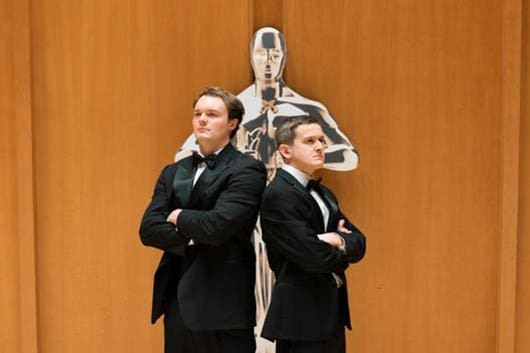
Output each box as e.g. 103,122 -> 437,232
275,329 -> 345,353
163,292 -> 256,353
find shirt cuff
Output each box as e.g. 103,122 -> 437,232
176,226 -> 195,246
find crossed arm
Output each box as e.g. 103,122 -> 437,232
139,160 -> 267,252
260,192 -> 365,274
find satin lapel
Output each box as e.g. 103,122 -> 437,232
189,144 -> 236,206
172,157 -> 195,208
277,169 -> 325,232
320,187 -> 339,232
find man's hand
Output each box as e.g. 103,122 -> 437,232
337,219 -> 352,234
317,232 -> 344,248
166,209 -> 182,225
167,209 -> 195,245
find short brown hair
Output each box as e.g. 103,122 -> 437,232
275,115 -> 321,146
193,87 -> 245,138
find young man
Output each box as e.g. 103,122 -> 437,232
139,87 -> 266,353
260,115 -> 366,353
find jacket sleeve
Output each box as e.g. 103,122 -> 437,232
138,165 -> 189,254
321,186 -> 366,263
176,159 -> 267,246
261,217 -> 350,274
335,211 -> 366,263
260,191 -> 350,274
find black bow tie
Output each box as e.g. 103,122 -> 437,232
306,178 -> 322,191
192,152 -> 216,169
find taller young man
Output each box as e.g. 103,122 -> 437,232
140,87 -> 266,353
260,115 -> 366,353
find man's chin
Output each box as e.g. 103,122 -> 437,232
313,162 -> 325,170
194,132 -> 209,140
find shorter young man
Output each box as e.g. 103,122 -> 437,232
260,115 -> 366,353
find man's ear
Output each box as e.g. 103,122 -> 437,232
278,144 -> 291,161
227,118 -> 238,132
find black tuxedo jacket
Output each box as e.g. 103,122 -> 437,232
260,169 -> 366,341
139,143 -> 266,331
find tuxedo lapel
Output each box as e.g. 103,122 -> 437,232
172,157 -> 195,208
277,169 -> 325,232
320,187 -> 339,232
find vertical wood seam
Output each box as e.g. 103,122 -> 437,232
497,0 -> 522,352
14,0 -> 39,352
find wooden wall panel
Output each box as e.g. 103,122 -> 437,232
516,1 -> 530,352
1,0 -> 526,352
0,1 -> 23,352
283,1 -> 503,352
252,0 -> 283,33
30,1 -> 251,352
1,1 -> 36,353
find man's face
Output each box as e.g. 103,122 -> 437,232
282,123 -> 326,176
192,95 -> 237,151
251,31 -> 285,83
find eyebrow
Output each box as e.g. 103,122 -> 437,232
194,109 -> 222,113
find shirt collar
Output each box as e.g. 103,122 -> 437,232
197,143 -> 227,157
281,164 -> 312,188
